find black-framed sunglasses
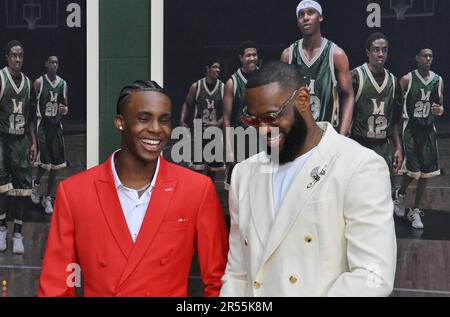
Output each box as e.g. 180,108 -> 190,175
240,89 -> 298,127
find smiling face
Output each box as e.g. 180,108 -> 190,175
239,48 -> 259,73
297,8 -> 322,36
116,90 -> 172,164
367,38 -> 389,71
245,82 -> 309,164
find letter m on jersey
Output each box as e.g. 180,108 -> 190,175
420,89 -> 431,101
371,99 -> 385,115
49,91 -> 58,103
12,99 -> 23,114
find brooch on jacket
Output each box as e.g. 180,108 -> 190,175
307,165 -> 327,189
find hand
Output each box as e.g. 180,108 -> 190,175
203,120 -> 219,128
30,143 -> 38,164
393,148 -> 403,174
431,103 -> 444,116
58,104 -> 68,115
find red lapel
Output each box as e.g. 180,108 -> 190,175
94,154 -> 134,259
117,157 -> 178,287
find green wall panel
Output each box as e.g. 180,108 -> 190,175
99,0 -> 150,162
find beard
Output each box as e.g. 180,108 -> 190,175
278,111 -> 307,164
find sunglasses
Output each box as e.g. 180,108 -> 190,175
240,89 -> 298,127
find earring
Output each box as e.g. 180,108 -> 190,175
119,126 -> 123,131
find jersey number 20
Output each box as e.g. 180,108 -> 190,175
414,101 -> 431,118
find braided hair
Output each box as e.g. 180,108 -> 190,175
116,80 -> 169,115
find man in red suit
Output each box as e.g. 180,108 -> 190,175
39,80 -> 229,297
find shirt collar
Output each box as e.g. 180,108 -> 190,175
111,150 -> 161,192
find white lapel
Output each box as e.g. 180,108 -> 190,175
248,153 -> 275,248
258,123 -> 337,269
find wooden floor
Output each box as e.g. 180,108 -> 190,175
1,122 -> 450,297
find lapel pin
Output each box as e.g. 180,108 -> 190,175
307,165 -> 328,189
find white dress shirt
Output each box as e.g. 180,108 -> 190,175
111,152 -> 160,242
272,149 -> 315,218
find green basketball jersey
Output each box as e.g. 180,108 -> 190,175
230,69 -> 248,128
289,38 -> 339,126
194,78 -> 224,125
0,67 -> 31,136
37,75 -> 67,125
351,64 -> 396,140
403,70 -> 442,127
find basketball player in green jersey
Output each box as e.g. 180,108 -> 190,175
180,57 -> 224,180
394,48 -> 444,229
281,0 -> 354,136
31,56 -> 69,215
223,41 -> 259,190
0,40 -> 38,254
350,33 -> 403,198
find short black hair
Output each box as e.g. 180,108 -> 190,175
365,32 -> 388,51
246,61 -> 306,91
5,40 -> 24,56
205,57 -> 221,68
416,46 -> 433,56
116,80 -> 170,115
238,40 -> 258,56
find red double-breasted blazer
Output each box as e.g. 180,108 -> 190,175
39,155 -> 229,297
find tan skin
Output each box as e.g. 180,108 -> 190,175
280,8 -> 354,136
115,91 -> 172,196
33,56 -> 70,197
398,49 -> 445,208
180,62 -> 222,128
245,82 -> 323,158
399,49 -> 444,116
223,48 -> 259,161
4,46 -> 37,163
33,56 -> 69,117
366,39 -> 403,172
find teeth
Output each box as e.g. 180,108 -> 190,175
142,139 -> 161,145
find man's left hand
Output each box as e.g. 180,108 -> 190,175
431,103 -> 444,116
203,120 -> 219,127
30,143 -> 38,164
58,104 -> 69,115
393,148 -> 403,173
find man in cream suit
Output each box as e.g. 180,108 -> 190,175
220,61 -> 396,297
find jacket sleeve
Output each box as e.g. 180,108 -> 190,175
38,182 -> 78,297
327,153 -> 397,297
219,163 -> 248,297
195,178 -> 229,297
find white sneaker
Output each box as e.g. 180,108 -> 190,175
31,179 -> 41,204
0,227 -> 7,252
393,188 -> 406,217
12,233 -> 24,254
407,208 -> 424,229
41,196 -> 54,215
